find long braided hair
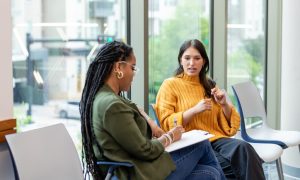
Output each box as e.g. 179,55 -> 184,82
175,39 -> 216,97
79,41 -> 133,179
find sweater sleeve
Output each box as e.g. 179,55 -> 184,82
218,105 -> 241,136
155,80 -> 184,131
103,102 -> 165,161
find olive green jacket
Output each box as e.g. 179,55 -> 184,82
92,84 -> 176,180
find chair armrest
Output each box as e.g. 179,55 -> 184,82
97,161 -> 133,180
241,133 -> 288,149
97,161 -> 133,167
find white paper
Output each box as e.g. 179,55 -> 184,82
165,130 -> 214,152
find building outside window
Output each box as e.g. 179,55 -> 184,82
11,0 -> 128,152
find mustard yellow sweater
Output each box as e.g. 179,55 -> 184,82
155,73 -> 240,142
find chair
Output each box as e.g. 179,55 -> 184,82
235,132 -> 284,179
5,123 -> 132,180
0,119 -> 16,180
149,104 -> 161,127
5,123 -> 84,180
97,161 -> 133,180
232,81 -> 300,179
0,142 -> 15,180
224,90 -> 283,166
232,81 -> 300,149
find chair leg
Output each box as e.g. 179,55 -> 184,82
105,172 -> 112,180
276,158 -> 284,180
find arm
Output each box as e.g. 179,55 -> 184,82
155,80 -> 185,131
182,98 -> 212,126
137,107 -> 184,145
220,103 -> 233,121
211,88 -> 240,136
211,87 -> 232,121
156,80 -> 214,128
103,102 -> 165,161
138,107 -> 165,138
218,106 -> 240,136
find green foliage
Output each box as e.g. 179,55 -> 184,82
228,50 -> 262,86
243,36 -> 265,64
16,115 -> 33,131
149,1 -> 210,103
13,102 -> 33,131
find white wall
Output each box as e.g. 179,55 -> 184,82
0,0 -> 13,120
281,0 -> 300,168
267,0 -> 282,129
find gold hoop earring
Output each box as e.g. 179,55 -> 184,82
117,71 -> 124,79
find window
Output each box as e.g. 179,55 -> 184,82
227,0 -> 267,127
12,0 -> 128,151
148,0 -> 211,107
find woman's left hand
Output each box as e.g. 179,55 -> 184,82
152,126 -> 165,138
211,87 -> 226,106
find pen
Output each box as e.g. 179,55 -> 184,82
173,117 -> 177,127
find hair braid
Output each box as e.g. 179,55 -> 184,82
80,41 -> 132,179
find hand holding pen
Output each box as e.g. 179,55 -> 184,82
168,126 -> 184,142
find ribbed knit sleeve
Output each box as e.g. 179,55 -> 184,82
155,79 -> 185,130
217,106 -> 240,137
155,75 -> 241,142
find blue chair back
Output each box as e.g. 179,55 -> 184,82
149,104 -> 161,127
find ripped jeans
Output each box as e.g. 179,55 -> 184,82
166,140 -> 226,180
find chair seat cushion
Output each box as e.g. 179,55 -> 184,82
235,131 -> 283,162
247,128 -> 300,147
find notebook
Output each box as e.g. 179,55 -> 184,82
165,130 -> 214,152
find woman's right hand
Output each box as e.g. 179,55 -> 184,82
193,98 -> 212,114
168,126 -> 185,142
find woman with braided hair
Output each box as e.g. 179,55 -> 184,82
80,40 -> 225,180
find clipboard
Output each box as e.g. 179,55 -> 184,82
165,130 -> 214,152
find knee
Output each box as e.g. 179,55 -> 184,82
237,141 -> 257,156
194,140 -> 213,152
238,141 -> 253,150
198,139 -> 211,148
192,165 -> 223,180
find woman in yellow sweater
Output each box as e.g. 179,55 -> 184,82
155,39 -> 265,180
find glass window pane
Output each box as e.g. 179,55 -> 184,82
12,0 -> 128,152
227,0 -> 267,126
148,0 -> 211,109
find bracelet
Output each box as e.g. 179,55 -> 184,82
164,133 -> 173,144
162,134 -> 170,146
168,131 -> 175,141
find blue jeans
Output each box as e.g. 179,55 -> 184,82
166,140 -> 226,180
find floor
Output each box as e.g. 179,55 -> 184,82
264,162 -> 300,180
